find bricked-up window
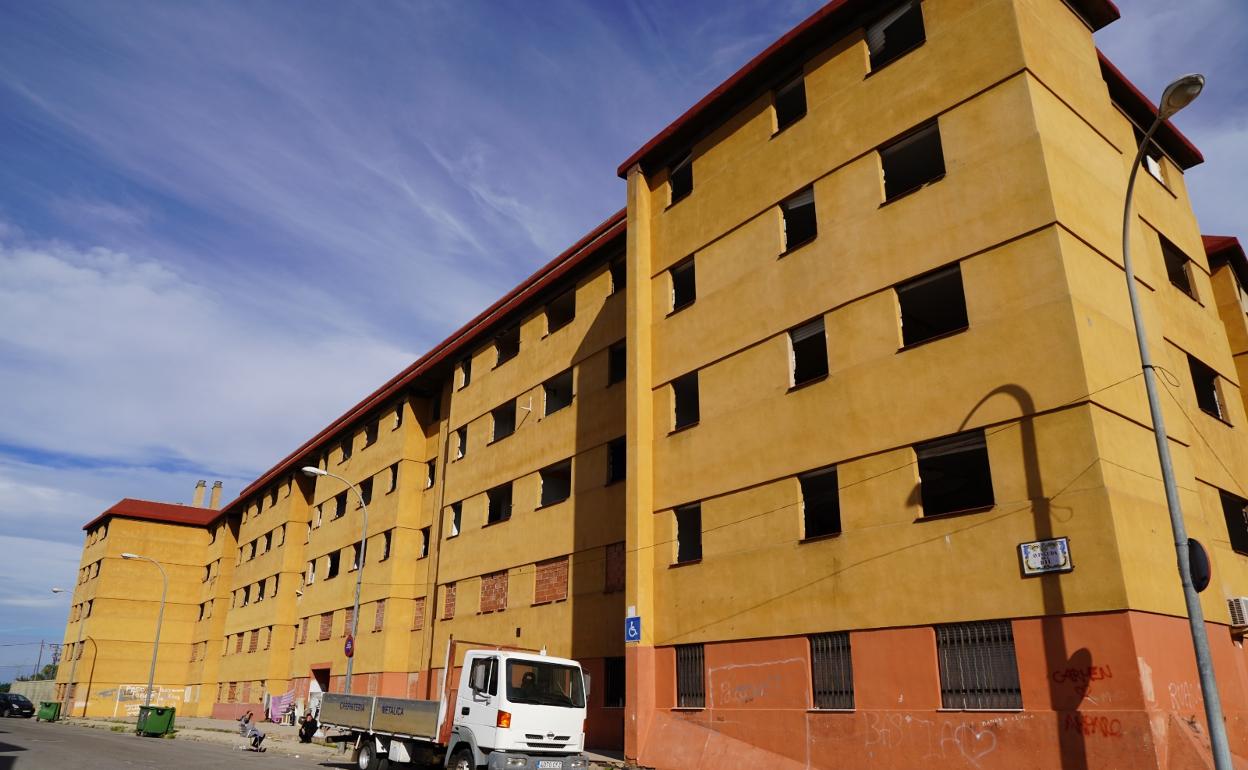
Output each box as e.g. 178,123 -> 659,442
481,571 -> 509,613
495,326 -> 520,366
1160,236 -> 1197,299
897,264 -> 967,347
359,477 -> 373,506
672,371 -> 700,430
608,341 -> 627,386
781,187 -> 817,252
443,583 -> 457,620
609,260 -> 627,295
676,644 -> 705,708
364,420 -> 378,447
420,527 -> 430,558
343,606 -> 355,637
604,656 -> 626,707
1220,490 -> 1248,554
455,426 -> 468,459
670,257 -> 696,312
810,632 -> 854,709
388,463 -> 398,493
380,530 -> 392,561
790,318 -> 828,387
669,152 -> 693,204
546,288 -> 576,334
449,502 -> 462,538
607,437 -> 626,485
1188,355 -> 1226,420
544,369 -> 574,415
880,121 -> 944,201
917,431 -> 994,516
773,73 -> 807,132
492,400 -> 517,442
487,483 -> 513,524
412,596 -> 427,631
936,620 -> 1022,710
301,618 -> 309,644
327,550 -> 341,579
373,599 -> 386,632
426,458 -> 437,489
540,460 -> 572,507
867,0 -> 925,71
235,634 -> 244,654
457,357 -> 471,389
228,682 -> 238,702
318,612 -> 332,641
534,556 -> 570,604
800,466 -> 841,539
604,541 -> 625,593
675,504 -> 703,564
334,491 -> 347,519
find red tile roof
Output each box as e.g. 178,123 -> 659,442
218,207 -> 628,516
616,0 -> 1121,178
82,498 -> 220,531
1204,234 -> 1247,287
1098,51 -> 1203,170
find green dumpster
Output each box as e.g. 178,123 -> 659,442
135,706 -> 175,736
36,702 -> 60,722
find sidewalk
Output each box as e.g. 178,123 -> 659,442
63,714 -> 626,767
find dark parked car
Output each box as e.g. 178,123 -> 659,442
0,693 -> 35,718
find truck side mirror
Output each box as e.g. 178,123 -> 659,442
471,664 -> 488,692
583,673 -> 591,699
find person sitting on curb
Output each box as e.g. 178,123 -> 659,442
298,712 -> 318,743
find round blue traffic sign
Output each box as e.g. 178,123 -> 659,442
344,635 -> 355,658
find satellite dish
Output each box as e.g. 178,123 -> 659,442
1188,538 -> 1211,593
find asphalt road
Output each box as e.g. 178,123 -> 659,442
0,717 -> 355,770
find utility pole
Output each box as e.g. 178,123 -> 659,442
33,641 -> 44,678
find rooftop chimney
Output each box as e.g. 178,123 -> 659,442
209,481 -> 223,510
192,480 -> 207,507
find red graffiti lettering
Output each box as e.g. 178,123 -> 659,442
1064,713 -> 1123,738
1051,665 -> 1112,685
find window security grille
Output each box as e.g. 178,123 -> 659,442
676,644 -> 705,708
810,632 -> 854,709
936,620 -> 1022,710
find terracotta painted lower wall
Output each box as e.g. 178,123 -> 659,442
632,611 -> 1248,770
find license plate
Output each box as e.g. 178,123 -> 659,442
536,762 -> 563,769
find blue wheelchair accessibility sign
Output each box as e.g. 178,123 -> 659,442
624,616 -> 641,643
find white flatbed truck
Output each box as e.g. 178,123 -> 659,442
319,640 -> 591,770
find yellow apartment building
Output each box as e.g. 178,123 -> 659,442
57,0 -> 1248,767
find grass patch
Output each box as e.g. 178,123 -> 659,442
110,725 -> 127,733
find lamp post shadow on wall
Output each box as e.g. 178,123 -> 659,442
301,466 -> 369,697
121,552 -> 168,709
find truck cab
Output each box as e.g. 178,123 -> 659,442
448,650 -> 590,770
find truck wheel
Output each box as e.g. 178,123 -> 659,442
358,740 -> 390,770
447,747 -> 475,770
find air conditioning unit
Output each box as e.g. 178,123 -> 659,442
1228,597 -> 1248,628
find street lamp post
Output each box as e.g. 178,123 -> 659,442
121,553 -> 168,709
301,466 -> 369,697
1121,72 -> 1231,770
51,587 -> 84,716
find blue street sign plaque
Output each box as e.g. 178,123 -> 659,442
624,616 -> 641,643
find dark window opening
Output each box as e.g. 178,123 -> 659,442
546,289 -> 576,333
669,153 -> 693,204
539,460 -> 572,507
364,421 -> 378,447
350,542 -> 363,571
487,483 -> 514,524
458,358 -> 472,389
782,187 -> 817,251
388,463 -> 398,493
492,401 -> 517,441
675,504 -> 702,564
495,326 -> 520,366
811,632 -> 854,709
1188,355 -> 1225,420
607,437 -> 626,485
897,264 -> 967,346
544,369 -> 574,415
430,395 -> 442,422
672,371 -> 700,430
449,502 -> 462,537
800,466 -> 841,538
381,530 -> 392,561
670,258 -> 696,312
609,260 -> 627,295
426,458 -> 437,489
1219,490 -> 1248,555
1161,236 -> 1197,299
936,620 -> 1022,710
880,121 -> 944,201
1135,125 -> 1167,184
604,656 -> 626,708
916,430 -> 994,516
334,492 -> 347,519
790,318 -> 829,386
608,341 -> 627,385
774,74 -> 807,132
359,477 -> 373,506
867,1 -> 926,71
675,644 -> 705,707
326,551 -> 340,580
340,438 -> 352,462
420,527 -> 430,558
455,427 -> 467,459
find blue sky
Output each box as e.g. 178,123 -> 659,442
0,0 -> 1243,679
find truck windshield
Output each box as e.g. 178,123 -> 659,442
505,660 -> 585,708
